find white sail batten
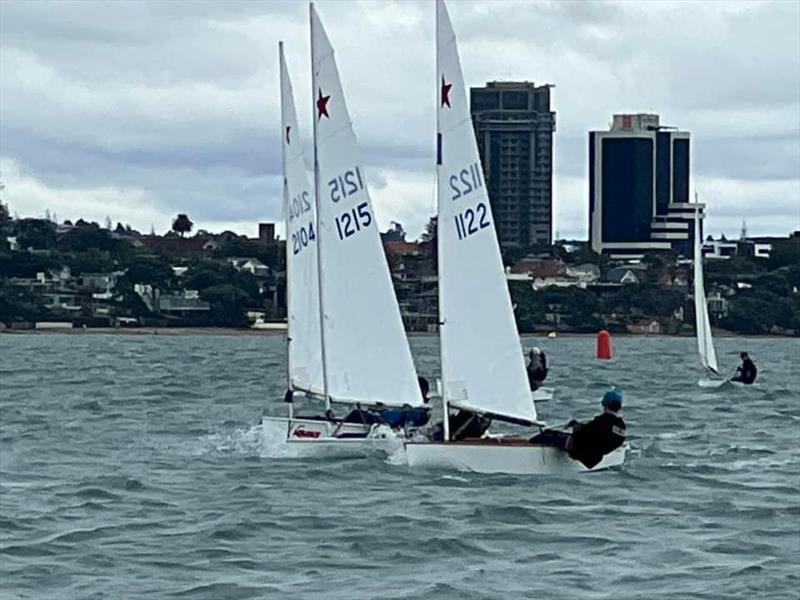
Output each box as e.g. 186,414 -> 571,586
436,0 -> 536,424
693,206 -> 719,374
280,43 -> 324,396
309,5 -> 422,408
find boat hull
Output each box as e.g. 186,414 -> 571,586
404,439 -> 627,475
261,416 -> 400,456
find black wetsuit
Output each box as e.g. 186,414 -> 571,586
732,358 -> 757,385
341,408 -> 382,425
527,354 -> 548,390
569,413 -> 626,469
430,411 -> 491,441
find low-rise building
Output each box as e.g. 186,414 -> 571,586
228,257 -> 271,278
628,319 -> 662,334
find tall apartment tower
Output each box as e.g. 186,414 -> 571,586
471,81 -> 556,248
589,113 -> 704,258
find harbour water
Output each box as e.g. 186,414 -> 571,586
1,333 -> 798,599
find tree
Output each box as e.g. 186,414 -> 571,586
420,216 -> 437,243
419,216 -> 437,266
15,218 -> 57,250
171,214 -> 193,237
200,284 -> 251,327
768,238 -> 800,271
125,258 -> 174,288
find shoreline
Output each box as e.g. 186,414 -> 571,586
1,327 -> 795,338
0,326 -> 286,336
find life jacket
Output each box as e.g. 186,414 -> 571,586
379,407 -> 431,428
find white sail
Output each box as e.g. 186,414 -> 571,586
280,42 -> 324,395
693,205 -> 719,374
309,4 -> 421,408
435,0 -> 536,424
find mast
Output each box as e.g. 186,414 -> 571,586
279,42 -> 293,397
310,3 -> 331,411
435,5 -> 450,443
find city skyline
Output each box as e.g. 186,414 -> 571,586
1,0 -> 798,241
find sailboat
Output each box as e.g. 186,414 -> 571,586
262,9 -> 425,449
404,0 -> 625,474
693,197 -> 725,388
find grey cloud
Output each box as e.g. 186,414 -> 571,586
1,0 -> 797,240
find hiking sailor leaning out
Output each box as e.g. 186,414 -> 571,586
529,389 -> 626,469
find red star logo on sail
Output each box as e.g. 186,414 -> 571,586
440,76 -> 452,108
285,125 -> 291,144
316,88 -> 331,119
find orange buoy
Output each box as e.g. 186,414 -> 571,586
596,329 -> 612,360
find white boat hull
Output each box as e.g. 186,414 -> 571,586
404,440 -> 627,475
261,416 -> 400,456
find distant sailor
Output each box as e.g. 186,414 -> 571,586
529,388 -> 626,469
379,377 -> 432,429
526,347 -> 548,391
731,352 -> 757,385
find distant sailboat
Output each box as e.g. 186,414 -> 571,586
262,8 -> 424,449
404,0 -> 625,474
693,196 -> 725,387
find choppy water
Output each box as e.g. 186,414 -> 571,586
1,333 -> 798,599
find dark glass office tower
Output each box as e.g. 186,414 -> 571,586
589,113 -> 701,257
471,82 -> 556,248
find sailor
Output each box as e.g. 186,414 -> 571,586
379,377 -> 432,429
429,408 -> 491,442
341,404 -> 382,425
529,388 -> 626,469
731,352 -> 757,384
526,347 -> 548,391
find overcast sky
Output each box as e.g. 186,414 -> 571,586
1,0 -> 798,241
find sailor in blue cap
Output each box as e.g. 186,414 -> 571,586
530,388 -> 626,469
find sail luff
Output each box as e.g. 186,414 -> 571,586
280,40 -> 325,397
309,5 -> 331,409
693,201 -> 719,374
435,0 -> 536,423
280,42 -> 293,393
310,3 -> 422,408
435,4 -> 451,441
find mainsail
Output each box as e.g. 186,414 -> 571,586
280,42 -> 324,396
693,204 -> 719,374
436,0 -> 536,424
309,4 -> 421,408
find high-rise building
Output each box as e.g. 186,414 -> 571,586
471,81 -> 556,248
589,113 -> 704,257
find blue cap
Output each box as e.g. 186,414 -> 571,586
602,388 -> 623,410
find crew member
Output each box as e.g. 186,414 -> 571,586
526,347 -> 548,391
731,352 -> 757,384
529,388 -> 626,469
379,377 -> 432,429
430,409 -> 491,442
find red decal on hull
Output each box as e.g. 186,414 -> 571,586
293,427 -> 322,439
